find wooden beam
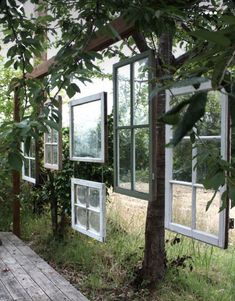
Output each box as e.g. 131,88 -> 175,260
28,17 -> 135,79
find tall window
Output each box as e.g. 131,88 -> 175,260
22,140 -> 36,184
113,51 -> 154,200
165,82 -> 229,248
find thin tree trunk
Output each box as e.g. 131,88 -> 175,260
142,33 -> 173,286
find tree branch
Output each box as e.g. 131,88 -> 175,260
132,31 -> 150,53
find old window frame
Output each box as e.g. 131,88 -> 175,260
44,97 -> 63,170
69,92 -> 107,163
71,178 -> 106,242
113,51 -> 155,200
22,140 -> 36,184
165,81 -> 229,248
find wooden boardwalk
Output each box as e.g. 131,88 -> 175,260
0,232 -> 89,301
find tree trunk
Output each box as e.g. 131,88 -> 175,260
141,33 -> 173,286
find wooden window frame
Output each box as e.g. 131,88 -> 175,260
22,141 -> 36,184
165,82 -> 229,248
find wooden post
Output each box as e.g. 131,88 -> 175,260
12,88 -> 21,237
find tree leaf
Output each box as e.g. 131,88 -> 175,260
8,152 -> 23,171
191,29 -> 231,47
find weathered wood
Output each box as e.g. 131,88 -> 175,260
28,16 -> 135,79
0,233 -> 89,301
0,280 -> 14,301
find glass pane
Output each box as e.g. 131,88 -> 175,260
133,58 -> 149,125
72,100 -> 102,159
117,64 -> 131,126
196,187 -> 220,235
30,159 -> 35,179
173,139 -> 192,182
52,130 -> 58,143
30,141 -> 35,157
134,128 -> 149,193
196,91 -> 221,136
45,130 -> 52,143
76,185 -> 87,206
45,145 -> 52,164
52,145 -> 58,165
75,207 -> 87,229
88,211 -> 100,234
196,139 -> 220,184
89,188 -> 100,210
172,184 -> 192,227
118,129 -> 131,189
24,159 -> 29,177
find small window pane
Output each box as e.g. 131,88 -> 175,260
133,58 -> 149,125
118,129 -> 131,189
196,187 -> 220,235
52,130 -> 58,143
30,141 -> 35,157
77,185 -> 87,206
135,128 -> 149,193
73,101 -> 102,159
45,131 -> 51,143
45,145 -> 52,164
89,188 -> 100,210
173,139 -> 192,182
196,139 -> 220,184
196,91 -> 221,136
172,184 -> 192,227
75,207 -> 87,229
24,159 -> 30,177
53,145 -> 58,165
88,211 -> 100,234
117,64 -> 131,126
30,160 -> 35,179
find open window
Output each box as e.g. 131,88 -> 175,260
22,140 -> 36,184
165,82 -> 229,248
113,51 -> 155,200
44,97 -> 62,170
69,92 -> 107,163
71,178 -> 106,242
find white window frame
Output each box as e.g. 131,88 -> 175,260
165,81 -> 229,248
44,97 -> 62,170
69,92 -> 107,163
22,141 -> 36,184
71,178 -> 106,242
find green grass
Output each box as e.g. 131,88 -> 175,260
1,203 -> 235,301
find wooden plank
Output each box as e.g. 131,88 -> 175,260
0,280 -> 13,301
1,233 -> 85,301
4,233 -> 88,301
28,16 -> 135,79
0,245 -> 50,301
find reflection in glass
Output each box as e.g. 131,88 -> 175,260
134,58 -> 149,125
196,139 -> 220,184
135,128 -> 149,193
73,100 -> 102,159
52,130 -> 58,143
30,141 -> 36,157
172,184 -> 192,227
196,91 -> 221,136
77,185 -> 87,206
75,207 -> 87,228
24,159 -> 29,177
45,131 -> 51,143
88,211 -> 100,234
117,64 -> 131,126
53,145 -> 58,165
118,129 -> 131,189
89,188 -> 100,209
30,160 -> 35,179
196,187 -> 219,235
173,139 -> 192,182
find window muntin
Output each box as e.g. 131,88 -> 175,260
22,140 -> 36,184
165,82 -> 228,248
70,92 -> 107,163
71,178 -> 106,242
114,51 -> 154,200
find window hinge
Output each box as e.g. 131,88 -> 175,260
229,218 -> 234,230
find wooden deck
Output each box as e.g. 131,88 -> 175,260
0,232 -> 89,301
